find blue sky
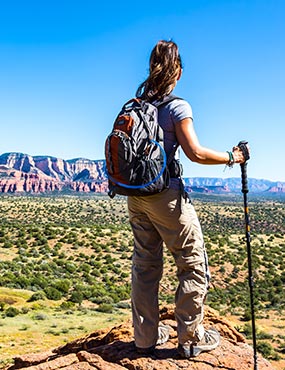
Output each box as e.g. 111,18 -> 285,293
0,0 -> 284,181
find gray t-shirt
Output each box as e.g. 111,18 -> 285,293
158,98 -> 193,188
158,98 -> 193,159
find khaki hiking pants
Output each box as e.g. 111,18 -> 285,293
127,186 -> 210,348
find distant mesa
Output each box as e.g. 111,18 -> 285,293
0,152 -> 107,194
0,152 -> 284,194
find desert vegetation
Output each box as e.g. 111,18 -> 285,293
0,194 -> 284,368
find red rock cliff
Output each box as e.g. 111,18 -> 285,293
0,153 -> 108,194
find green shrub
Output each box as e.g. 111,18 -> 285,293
241,309 -> 252,322
5,306 -> 20,317
28,291 -> 46,302
21,307 -> 30,314
69,291 -> 83,305
60,301 -> 75,310
257,341 -> 274,359
96,303 -> 113,313
116,301 -> 131,309
44,287 -> 62,301
53,279 -> 71,294
241,323 -> 252,338
257,331 -> 273,340
33,313 -> 48,320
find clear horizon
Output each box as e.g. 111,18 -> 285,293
1,1 -> 284,181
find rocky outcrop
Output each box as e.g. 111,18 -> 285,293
0,168 -> 63,193
7,306 -> 274,370
0,153 -> 37,174
267,182 -> 285,193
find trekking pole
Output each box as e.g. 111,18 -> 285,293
237,140 -> 258,370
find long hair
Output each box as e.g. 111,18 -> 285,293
136,40 -> 182,101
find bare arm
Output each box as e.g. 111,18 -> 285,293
175,118 -> 245,164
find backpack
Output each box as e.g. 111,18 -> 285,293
104,95 -> 181,198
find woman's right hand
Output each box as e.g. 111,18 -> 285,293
232,144 -> 250,164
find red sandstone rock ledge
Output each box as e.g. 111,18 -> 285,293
7,306 -> 274,370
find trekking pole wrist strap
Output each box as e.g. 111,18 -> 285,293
226,151 -> 235,167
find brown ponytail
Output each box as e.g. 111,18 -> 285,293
136,40 -> 182,101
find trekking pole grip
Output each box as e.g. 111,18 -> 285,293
237,140 -> 250,194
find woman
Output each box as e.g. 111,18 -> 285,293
128,40 -> 247,358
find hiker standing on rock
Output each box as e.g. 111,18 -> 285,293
128,40 -> 248,358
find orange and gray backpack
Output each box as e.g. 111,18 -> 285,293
104,95 -> 181,198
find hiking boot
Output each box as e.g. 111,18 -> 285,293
178,328 -> 220,358
136,322 -> 171,354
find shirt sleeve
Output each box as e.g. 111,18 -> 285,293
169,99 -> 193,124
